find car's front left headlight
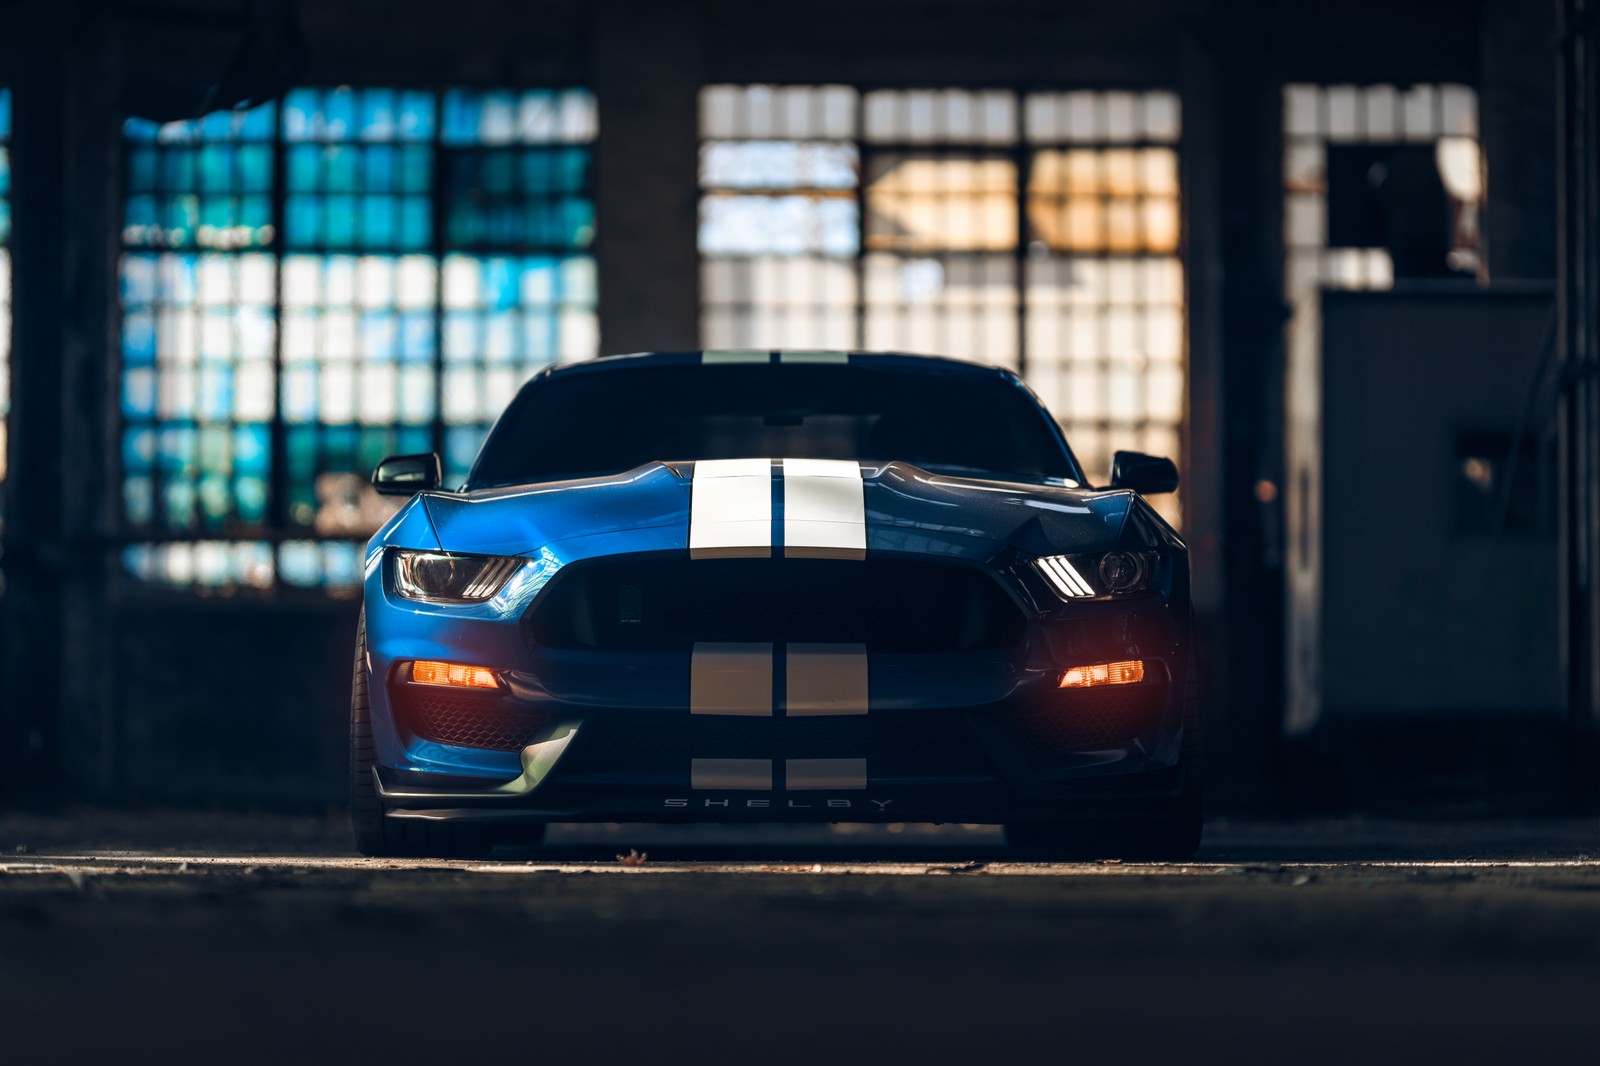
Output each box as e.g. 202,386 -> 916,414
1035,550 -> 1161,601
389,549 -> 525,604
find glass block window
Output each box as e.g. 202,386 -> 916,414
700,85 -> 860,349
1279,83 -> 1483,733
698,85 -> 1185,523
1023,92 -> 1185,497
863,90 -> 1021,372
0,89 -> 10,525
119,88 -> 598,591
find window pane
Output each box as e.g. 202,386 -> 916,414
700,193 -> 858,256
1028,148 -> 1180,253
441,145 -> 595,251
699,86 -> 1187,525
865,153 -> 1018,253
440,252 -> 597,482
700,141 -> 858,189
119,87 -> 600,589
865,252 -> 1018,369
698,87 -> 860,350
121,95 -> 281,540
701,254 -> 858,350
1023,92 -> 1186,526
864,89 -> 1016,145
122,103 -> 277,251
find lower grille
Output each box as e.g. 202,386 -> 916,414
390,684 -> 551,751
558,711 -> 982,770
1008,682 -> 1170,752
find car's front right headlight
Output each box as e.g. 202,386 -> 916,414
389,549 -> 524,604
1034,550 -> 1161,601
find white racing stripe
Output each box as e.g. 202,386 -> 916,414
691,759 -> 773,790
779,350 -> 849,363
690,642 -> 774,716
690,458 -> 774,559
701,350 -> 771,364
782,458 -> 866,559
784,758 -> 868,790
785,643 -> 869,716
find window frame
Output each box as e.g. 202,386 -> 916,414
697,83 -> 1187,514
115,85 -> 600,595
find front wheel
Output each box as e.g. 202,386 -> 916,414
1006,648 -> 1204,861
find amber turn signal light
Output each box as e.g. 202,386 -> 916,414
411,659 -> 501,689
1059,660 -> 1146,689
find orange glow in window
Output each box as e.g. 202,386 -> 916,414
1059,660 -> 1146,689
411,660 -> 500,690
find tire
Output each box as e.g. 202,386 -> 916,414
1006,647 -> 1205,861
349,610 -> 495,859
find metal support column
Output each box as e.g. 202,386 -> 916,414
1557,0 -> 1600,738
0,10 -> 121,797
0,12 -> 70,792
593,0 -> 704,354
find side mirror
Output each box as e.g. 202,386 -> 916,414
372,453 -> 442,496
1109,450 -> 1179,495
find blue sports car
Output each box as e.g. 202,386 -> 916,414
353,350 -> 1200,859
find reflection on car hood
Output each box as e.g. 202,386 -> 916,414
404,460 -> 1141,560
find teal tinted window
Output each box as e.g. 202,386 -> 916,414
284,89 -> 436,251
124,105 -> 277,251
119,89 -> 599,589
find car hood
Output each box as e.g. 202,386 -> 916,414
409,460 -> 1140,561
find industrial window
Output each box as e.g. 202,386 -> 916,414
119,88 -> 598,591
0,89 -> 10,524
1023,92 -> 1184,495
698,86 -> 1184,523
699,85 -> 859,349
1280,83 -> 1482,732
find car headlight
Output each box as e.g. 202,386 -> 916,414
389,549 -> 524,604
1034,550 -> 1160,601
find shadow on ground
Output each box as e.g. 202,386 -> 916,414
3,810 -> 1597,1065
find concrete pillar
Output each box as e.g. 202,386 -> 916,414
59,29 -> 124,796
1211,12 -> 1290,808
1,11 -> 71,789
0,8 -> 121,794
1556,0 -> 1600,737
1180,41 -> 1225,622
592,0 -> 704,354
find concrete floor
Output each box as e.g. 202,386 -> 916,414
2,813 -> 1598,1065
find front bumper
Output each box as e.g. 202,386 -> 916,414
363,552 -> 1192,825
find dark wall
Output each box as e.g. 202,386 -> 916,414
1321,288 -> 1558,718
112,601 -> 360,803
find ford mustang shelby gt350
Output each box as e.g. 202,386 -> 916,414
353,350 -> 1200,858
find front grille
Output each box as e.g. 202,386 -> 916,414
1008,682 -> 1170,752
554,711 -> 986,776
525,556 -> 1025,653
390,684 -> 551,751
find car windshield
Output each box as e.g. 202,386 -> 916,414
466,362 -> 1080,488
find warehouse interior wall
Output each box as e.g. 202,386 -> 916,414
0,0 -> 1563,808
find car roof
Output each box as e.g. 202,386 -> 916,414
540,350 -> 1025,383
476,349 -> 1087,488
